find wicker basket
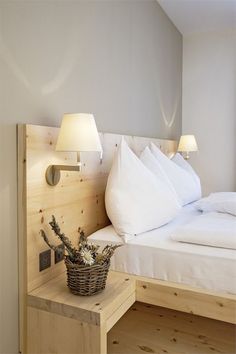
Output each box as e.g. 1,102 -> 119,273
65,257 -> 110,296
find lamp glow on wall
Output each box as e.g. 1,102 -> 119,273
178,135 -> 198,160
46,113 -> 102,186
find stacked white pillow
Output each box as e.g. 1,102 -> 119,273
140,147 -> 179,201
149,143 -> 201,205
172,153 -> 201,189
105,139 -> 181,241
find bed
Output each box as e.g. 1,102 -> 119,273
89,203 -> 236,295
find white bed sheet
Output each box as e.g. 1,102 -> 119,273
90,203 -> 236,294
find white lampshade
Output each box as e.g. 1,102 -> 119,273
56,113 -> 102,152
178,135 -> 198,152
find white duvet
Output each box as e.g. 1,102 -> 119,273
194,192 -> 236,216
90,203 -> 236,293
172,193 -> 236,249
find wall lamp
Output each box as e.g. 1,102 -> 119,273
178,135 -> 198,160
46,113 -> 102,186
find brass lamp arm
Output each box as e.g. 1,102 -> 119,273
46,163 -> 81,186
51,164 -> 81,172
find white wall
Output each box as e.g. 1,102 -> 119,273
183,30 -> 236,195
0,1 -> 182,353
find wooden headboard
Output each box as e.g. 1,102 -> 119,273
18,124 -> 177,349
18,124 -> 177,293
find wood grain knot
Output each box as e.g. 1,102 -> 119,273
138,345 -> 155,353
198,335 -> 206,339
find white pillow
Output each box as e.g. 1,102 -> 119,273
149,142 -> 201,205
105,140 -> 181,241
172,153 -> 200,181
195,192 -> 236,216
140,147 -> 180,201
172,153 -> 202,197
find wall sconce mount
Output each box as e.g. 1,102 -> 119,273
46,154 -> 82,186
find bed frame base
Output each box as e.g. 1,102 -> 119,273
132,274 -> 236,324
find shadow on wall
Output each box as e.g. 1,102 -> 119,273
0,26 -> 79,96
159,91 -> 181,130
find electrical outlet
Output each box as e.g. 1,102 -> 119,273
54,244 -> 65,264
39,249 -> 51,271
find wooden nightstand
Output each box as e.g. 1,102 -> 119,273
27,271 -> 136,354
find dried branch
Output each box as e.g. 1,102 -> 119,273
78,229 -> 86,245
40,229 -> 57,251
40,216 -> 122,265
96,244 -> 122,264
102,244 -> 122,258
49,215 -> 77,260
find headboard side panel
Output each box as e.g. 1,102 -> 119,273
22,124 -> 177,293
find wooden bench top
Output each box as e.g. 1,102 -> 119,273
28,271 -> 136,327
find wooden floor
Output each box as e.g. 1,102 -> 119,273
108,302 -> 236,354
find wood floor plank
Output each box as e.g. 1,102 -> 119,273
108,302 -> 236,354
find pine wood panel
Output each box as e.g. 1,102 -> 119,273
18,124 -> 176,353
28,307 -> 107,354
19,124 -> 176,294
135,276 -> 236,324
27,272 -> 136,353
27,271 -> 136,327
108,302 -> 236,354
